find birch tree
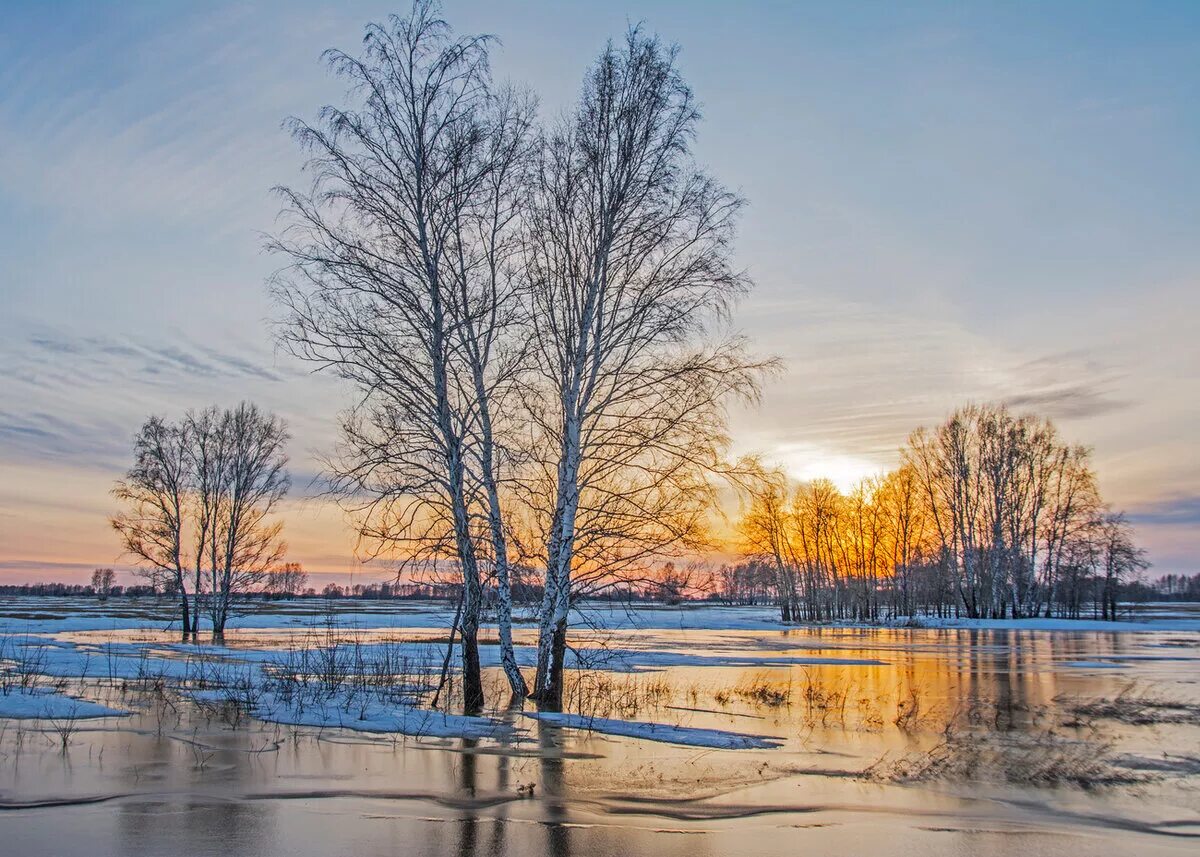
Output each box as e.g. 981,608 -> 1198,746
736,462 -> 798,622
1096,512 -> 1148,620
875,463 -> 929,617
271,1 -> 534,706
112,416 -> 195,637
113,405 -> 289,639
731,404 -> 1141,622
523,28 -> 759,707
198,403 -> 290,639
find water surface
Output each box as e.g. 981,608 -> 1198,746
2,599 -> 1198,855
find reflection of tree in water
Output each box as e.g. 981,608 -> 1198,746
118,795 -> 275,854
456,704 -> 520,857
868,633 -> 1149,787
16,628 -> 1171,855
457,737 -> 479,857
111,719 -> 276,853
537,719 -> 571,857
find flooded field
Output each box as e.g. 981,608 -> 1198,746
1,597 -> 1199,855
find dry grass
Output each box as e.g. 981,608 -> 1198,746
798,672 -> 851,725
733,672 -> 792,708
1060,683 -> 1200,726
865,725 -> 1143,789
565,671 -> 673,720
0,634 -> 50,694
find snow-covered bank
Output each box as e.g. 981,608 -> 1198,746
524,711 -> 781,749
888,615 -> 1200,633
0,688 -> 128,720
3,596 -> 1198,637
234,691 -> 513,740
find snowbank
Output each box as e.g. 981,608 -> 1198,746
525,711 -> 781,749
4,598 -> 1197,637
891,615 -> 1200,633
0,688 -> 128,719
248,691 -> 514,740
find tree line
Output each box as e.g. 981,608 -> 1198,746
737,403 -> 1148,623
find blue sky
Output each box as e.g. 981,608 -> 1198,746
1,1 -> 1198,581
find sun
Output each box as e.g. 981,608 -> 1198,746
768,442 -> 883,493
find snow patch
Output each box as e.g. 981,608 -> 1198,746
892,615 -> 1200,633
247,691 -> 515,740
525,711 -> 781,749
0,688 -> 128,720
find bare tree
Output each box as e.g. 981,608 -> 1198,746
266,562 -> 309,598
522,28 -> 760,707
112,416 -> 195,637
645,562 -> 706,604
444,83 -> 538,699
198,403 -> 290,639
1096,512 -> 1148,620
875,464 -> 930,617
90,568 -> 116,602
736,460 -> 797,621
903,404 -> 1112,619
188,405 -> 224,637
271,1 -> 534,706
1038,443 -> 1098,617
112,405 -> 289,640
731,403 -> 1143,623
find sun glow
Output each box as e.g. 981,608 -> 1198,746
768,443 -> 884,493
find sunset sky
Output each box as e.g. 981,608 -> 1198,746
2,1 -> 1197,585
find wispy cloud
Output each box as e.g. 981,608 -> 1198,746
0,329 -> 304,470
0,410 -> 131,469
1,0 -> 1198,577
1003,384 -> 1130,420
1002,353 -> 1132,419
1128,495 -> 1200,528
24,331 -> 288,385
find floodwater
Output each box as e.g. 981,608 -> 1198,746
1,599 -> 1199,856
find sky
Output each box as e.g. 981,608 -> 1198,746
1,1 -> 1198,585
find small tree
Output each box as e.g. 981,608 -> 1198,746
90,568 -> 116,602
647,563 -> 703,605
1096,512 -> 1149,621
197,403 -> 290,639
112,416 -> 194,637
267,562 -> 308,599
113,403 -> 290,640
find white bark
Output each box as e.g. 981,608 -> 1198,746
524,29 -> 757,705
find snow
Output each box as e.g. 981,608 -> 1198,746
2,638 -> 272,683
0,688 -> 128,719
524,711 -> 781,749
3,595 -> 1197,749
1,632 -> 887,686
4,597 -> 1198,636
889,615 -> 1200,633
246,691 -> 514,740
574,649 -> 887,670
